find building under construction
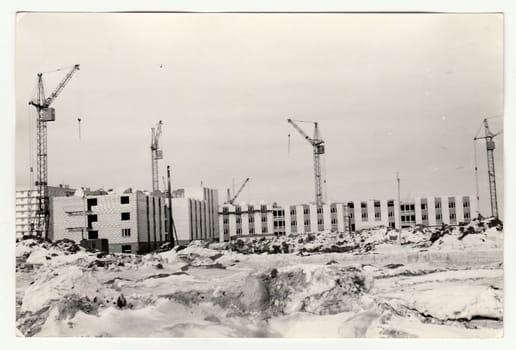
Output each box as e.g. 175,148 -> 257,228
51,186 -> 219,253
219,194 -> 476,241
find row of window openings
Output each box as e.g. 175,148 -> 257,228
287,201 -> 469,216
226,226 -> 269,235
227,212 -> 471,233
87,228 -> 131,240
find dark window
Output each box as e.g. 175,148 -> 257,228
361,202 -> 367,209
348,202 -> 354,209
88,231 -> 98,239
87,198 -> 97,211
303,208 -> 309,215
411,215 -> 415,221
120,196 -> 130,204
317,218 -> 323,225
249,216 -> 254,223
410,204 -> 415,211
122,245 -> 132,253
121,212 -> 130,221
87,214 -> 98,228
291,220 -> 297,227
449,201 -> 456,209
387,200 -> 394,207
465,212 -> 470,219
317,207 -> 323,214
374,201 -> 381,208
122,228 -> 131,237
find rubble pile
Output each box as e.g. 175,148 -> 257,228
220,217 -> 503,255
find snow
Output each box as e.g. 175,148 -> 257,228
16,217 -> 504,338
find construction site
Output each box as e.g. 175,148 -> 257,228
14,12 -> 504,339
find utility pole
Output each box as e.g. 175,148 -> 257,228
397,172 -> 401,243
167,165 -> 175,248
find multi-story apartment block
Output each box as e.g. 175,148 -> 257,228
52,187 -> 219,253
218,195 -> 477,241
15,184 -> 76,239
172,187 -> 219,244
53,190 -> 166,254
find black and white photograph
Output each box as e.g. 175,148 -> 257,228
12,11 -> 506,338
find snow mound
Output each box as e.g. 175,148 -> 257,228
404,284 -> 503,321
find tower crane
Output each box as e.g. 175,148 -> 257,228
28,64 -> 80,238
225,178 -> 250,205
287,118 -> 326,207
474,118 -> 502,218
151,120 -> 164,193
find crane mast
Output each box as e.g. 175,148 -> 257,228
151,120 -> 164,192
474,118 -> 502,218
28,64 -> 80,238
226,178 -> 250,205
287,118 -> 326,207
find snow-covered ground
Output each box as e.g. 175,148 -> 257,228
15,218 -> 503,338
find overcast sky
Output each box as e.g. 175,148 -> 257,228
15,13 -> 503,216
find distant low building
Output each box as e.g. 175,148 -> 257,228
218,195 -> 477,241
15,184 -> 76,239
51,186 -> 219,253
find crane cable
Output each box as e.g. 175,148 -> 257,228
39,65 -> 77,75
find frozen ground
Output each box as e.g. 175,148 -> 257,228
15,218 -> 503,338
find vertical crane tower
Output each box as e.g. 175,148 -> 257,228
28,64 -> 80,239
151,120 -> 164,192
474,118 -> 502,218
287,118 -> 326,207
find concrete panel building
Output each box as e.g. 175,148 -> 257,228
53,190 -> 166,254
218,195 -> 477,241
51,186 -> 219,252
16,184 -> 76,239
172,187 -> 219,244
